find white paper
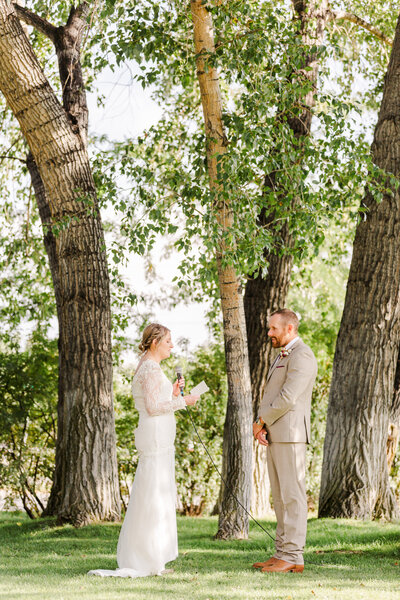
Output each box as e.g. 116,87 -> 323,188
190,381 -> 209,396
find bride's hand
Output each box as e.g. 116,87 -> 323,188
173,377 -> 185,396
184,394 -> 200,406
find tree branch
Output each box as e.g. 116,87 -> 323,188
66,2 -> 90,29
329,10 -> 393,47
52,4 -> 90,139
0,154 -> 26,163
13,3 -> 57,42
14,2 -> 90,138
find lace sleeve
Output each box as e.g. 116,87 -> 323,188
136,361 -> 186,416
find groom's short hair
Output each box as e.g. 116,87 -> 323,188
271,308 -> 299,332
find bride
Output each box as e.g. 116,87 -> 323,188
89,323 -> 199,578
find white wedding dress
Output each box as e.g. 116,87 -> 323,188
88,359 -> 186,578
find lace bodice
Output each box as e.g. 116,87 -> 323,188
132,359 -> 186,416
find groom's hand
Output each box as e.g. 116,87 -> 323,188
255,428 -> 269,447
253,421 -> 264,439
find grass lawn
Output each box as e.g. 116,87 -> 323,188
0,511 -> 399,600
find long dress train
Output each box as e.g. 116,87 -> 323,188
88,359 -> 186,578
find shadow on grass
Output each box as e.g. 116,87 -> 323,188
1,513 -> 399,588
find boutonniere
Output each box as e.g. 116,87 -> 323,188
279,348 -> 293,359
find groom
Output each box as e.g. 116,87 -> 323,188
252,309 -> 317,573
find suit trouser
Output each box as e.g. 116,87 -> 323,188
266,442 -> 307,565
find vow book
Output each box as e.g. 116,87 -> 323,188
190,381 -> 209,396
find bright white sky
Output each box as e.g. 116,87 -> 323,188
86,64 -> 211,354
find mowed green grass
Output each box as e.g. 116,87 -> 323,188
0,511 -> 399,600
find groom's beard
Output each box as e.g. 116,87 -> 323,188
270,334 -> 291,348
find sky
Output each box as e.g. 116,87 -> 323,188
86,65 -> 211,354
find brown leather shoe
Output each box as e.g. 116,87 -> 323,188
261,559 -> 304,573
252,557 -> 278,569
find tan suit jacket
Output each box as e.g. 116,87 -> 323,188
259,338 -> 317,443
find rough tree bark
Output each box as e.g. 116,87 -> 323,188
386,354 -> 400,472
245,0 -> 330,516
0,1 -> 121,525
191,0 -> 253,539
319,12 -> 400,520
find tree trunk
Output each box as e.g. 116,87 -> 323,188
0,0 -> 121,525
245,0 -> 329,516
319,13 -> 400,520
385,353 -> 400,477
374,351 -> 400,518
191,0 -> 253,539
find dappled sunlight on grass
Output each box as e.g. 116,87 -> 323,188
0,513 -> 399,599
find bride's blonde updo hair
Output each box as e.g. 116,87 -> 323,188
139,323 -> 170,354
